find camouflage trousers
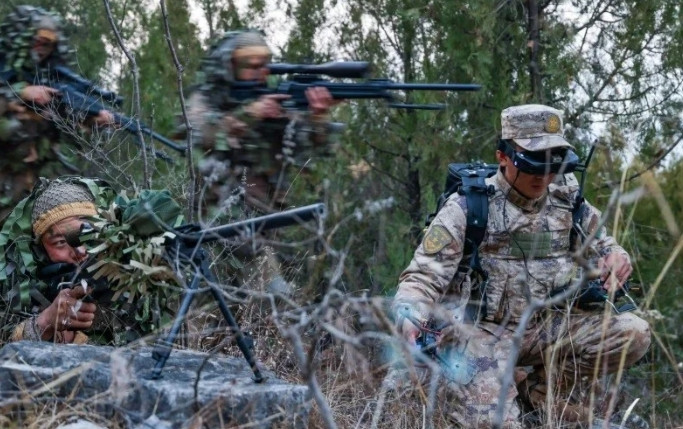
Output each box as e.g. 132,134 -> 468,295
401,308 -> 650,428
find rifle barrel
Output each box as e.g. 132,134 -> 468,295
112,114 -> 185,156
182,203 -> 326,246
379,81 -> 482,91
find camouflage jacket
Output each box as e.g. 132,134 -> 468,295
185,88 -> 332,172
0,58 -> 81,221
0,78 -> 63,172
394,169 -> 629,325
0,5 -> 77,173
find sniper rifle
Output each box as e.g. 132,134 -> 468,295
230,61 -> 481,110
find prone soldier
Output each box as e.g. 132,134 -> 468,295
0,177 -> 182,346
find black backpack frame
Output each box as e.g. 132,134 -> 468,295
426,162 -> 498,257
425,162 -> 498,320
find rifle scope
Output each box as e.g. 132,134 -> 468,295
268,61 -> 370,79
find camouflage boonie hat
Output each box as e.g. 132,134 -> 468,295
501,104 -> 573,151
31,180 -> 97,238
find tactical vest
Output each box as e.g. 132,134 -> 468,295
427,165 -> 584,322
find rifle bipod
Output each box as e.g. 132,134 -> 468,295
148,245 -> 264,382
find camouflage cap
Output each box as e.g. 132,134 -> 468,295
31,180 -> 97,238
501,104 -> 573,151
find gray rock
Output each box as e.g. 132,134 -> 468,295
0,342 -> 309,428
56,419 -> 107,429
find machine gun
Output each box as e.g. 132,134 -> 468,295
37,65 -> 185,161
150,202 -> 326,380
230,61 -> 481,110
56,203 -> 325,381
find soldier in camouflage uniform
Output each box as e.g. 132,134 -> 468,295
184,30 -> 334,214
393,105 -> 651,428
0,177 -> 179,346
182,30 -> 335,293
0,5 -> 114,223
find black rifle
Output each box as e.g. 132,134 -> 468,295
149,202 -> 326,380
55,204 -> 325,380
37,65 -> 185,161
231,61 -> 481,110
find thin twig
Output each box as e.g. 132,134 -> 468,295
159,0 -> 197,222
103,0 -> 151,189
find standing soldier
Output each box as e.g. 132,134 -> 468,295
181,30 -> 336,293
0,5 -> 113,223
393,105 -> 651,428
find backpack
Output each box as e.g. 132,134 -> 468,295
426,162 -> 498,254
425,162 -> 497,321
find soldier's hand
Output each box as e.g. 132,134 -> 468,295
598,252 -> 632,291
92,109 -> 117,127
7,100 -> 27,113
36,287 -> 97,339
400,318 -> 421,345
20,85 -> 60,105
246,94 -> 290,119
305,86 -> 338,115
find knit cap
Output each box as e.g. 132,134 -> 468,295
31,181 -> 97,237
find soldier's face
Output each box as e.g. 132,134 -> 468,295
40,217 -> 88,265
233,55 -> 270,82
496,149 -> 556,199
32,30 -> 58,63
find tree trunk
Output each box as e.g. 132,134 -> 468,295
526,0 -> 543,102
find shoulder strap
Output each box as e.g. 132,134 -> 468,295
458,166 -> 495,272
458,165 -> 495,322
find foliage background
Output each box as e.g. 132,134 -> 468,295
0,0 -> 681,426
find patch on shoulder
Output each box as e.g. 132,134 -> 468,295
422,225 -> 453,254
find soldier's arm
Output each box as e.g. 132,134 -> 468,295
393,195 -> 468,327
580,200 -> 629,257
183,91 -> 255,152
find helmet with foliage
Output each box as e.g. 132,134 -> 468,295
197,29 -> 272,88
0,5 -> 74,74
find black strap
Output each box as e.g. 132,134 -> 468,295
460,173 -> 493,320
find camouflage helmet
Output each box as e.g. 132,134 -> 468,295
31,179 -> 97,238
0,5 -> 74,73
198,30 -> 272,87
